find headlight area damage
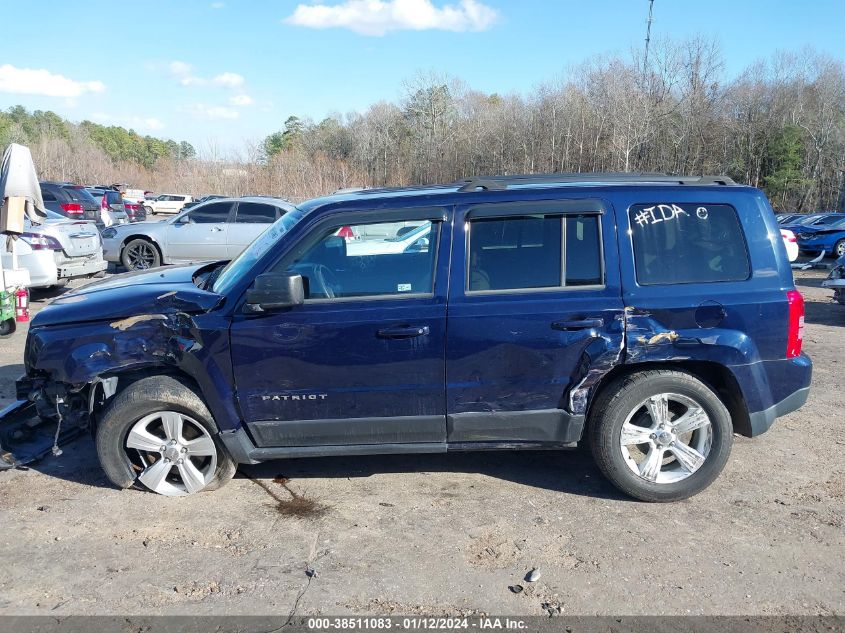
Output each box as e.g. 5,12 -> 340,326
0,266 -> 224,469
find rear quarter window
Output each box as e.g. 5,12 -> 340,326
629,203 -> 750,285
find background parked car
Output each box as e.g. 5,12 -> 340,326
0,210 -> 107,289
181,194 -> 225,211
143,193 -> 193,215
796,216 -> 845,257
780,229 -> 799,261
39,182 -> 101,224
123,201 -> 146,223
85,187 -> 129,226
780,212 -> 845,234
122,188 -> 152,204
776,213 -> 801,224
101,196 -> 295,270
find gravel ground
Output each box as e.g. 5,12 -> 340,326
0,266 -> 842,617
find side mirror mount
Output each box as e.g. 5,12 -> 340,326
244,272 -> 305,312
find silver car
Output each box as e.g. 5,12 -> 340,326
101,197 -> 295,270
1,210 -> 107,289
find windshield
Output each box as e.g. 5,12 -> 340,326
212,208 -> 305,294
795,214 -> 824,225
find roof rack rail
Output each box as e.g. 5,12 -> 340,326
454,172 -> 737,189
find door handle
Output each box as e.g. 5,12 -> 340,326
551,318 -> 604,331
211,226 -> 224,232
377,325 -> 430,339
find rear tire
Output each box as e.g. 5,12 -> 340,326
834,239 -> 845,258
588,369 -> 733,502
96,375 -> 236,495
121,238 -> 161,270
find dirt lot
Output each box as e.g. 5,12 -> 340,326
0,267 -> 842,617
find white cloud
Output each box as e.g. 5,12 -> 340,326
169,60 -> 207,86
284,0 -> 498,36
90,112 -> 165,131
229,94 -> 254,106
0,64 -> 105,98
211,1 -> 225,7
213,72 -> 245,88
186,104 -> 240,120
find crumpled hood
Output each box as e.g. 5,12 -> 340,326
31,264 -> 223,328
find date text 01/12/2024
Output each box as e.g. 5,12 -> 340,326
306,617 -> 528,630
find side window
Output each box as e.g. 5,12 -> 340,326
279,219 -> 439,300
629,203 -> 750,285
189,202 -> 231,224
467,213 -> 602,291
41,188 -> 57,202
236,202 -> 277,223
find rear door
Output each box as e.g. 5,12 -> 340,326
164,201 -> 233,261
227,201 -> 279,258
445,198 -> 624,444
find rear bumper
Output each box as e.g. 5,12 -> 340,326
733,353 -> 812,437
748,386 -> 810,436
57,257 -> 107,280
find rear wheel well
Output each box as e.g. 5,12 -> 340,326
586,361 -> 751,437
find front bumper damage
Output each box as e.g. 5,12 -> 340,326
0,376 -> 115,470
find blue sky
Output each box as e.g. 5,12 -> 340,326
1,0 -> 844,154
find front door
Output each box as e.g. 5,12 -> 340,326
230,209 -> 451,448
445,198 -> 624,444
165,201 -> 233,262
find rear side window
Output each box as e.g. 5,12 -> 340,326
61,186 -> 97,204
467,213 -> 602,291
629,203 -> 750,285
189,202 -> 231,224
236,202 -> 277,223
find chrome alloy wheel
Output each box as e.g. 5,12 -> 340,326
619,393 -> 713,484
125,242 -> 156,269
125,411 -> 218,496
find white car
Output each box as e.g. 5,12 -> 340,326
143,194 -> 193,216
781,229 -> 799,262
101,197 -> 295,270
346,222 -> 432,256
0,210 -> 107,289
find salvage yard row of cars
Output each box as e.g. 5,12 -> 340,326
4,182 -> 845,299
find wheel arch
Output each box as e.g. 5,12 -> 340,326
585,360 -> 752,437
120,234 -> 164,261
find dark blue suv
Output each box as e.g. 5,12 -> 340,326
3,174 -> 812,502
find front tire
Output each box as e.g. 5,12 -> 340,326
588,370 -> 733,502
121,238 -> 161,270
96,375 -> 236,495
834,239 -> 845,258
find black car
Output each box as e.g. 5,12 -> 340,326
181,194 -> 225,211
39,182 -> 101,223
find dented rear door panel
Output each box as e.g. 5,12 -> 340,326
445,197 -> 625,442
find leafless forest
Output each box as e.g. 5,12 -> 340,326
6,38 -> 845,210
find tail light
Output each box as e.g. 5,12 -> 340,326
786,290 -> 805,358
337,226 -> 355,239
21,232 -> 63,251
780,229 -> 797,243
60,202 -> 83,215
